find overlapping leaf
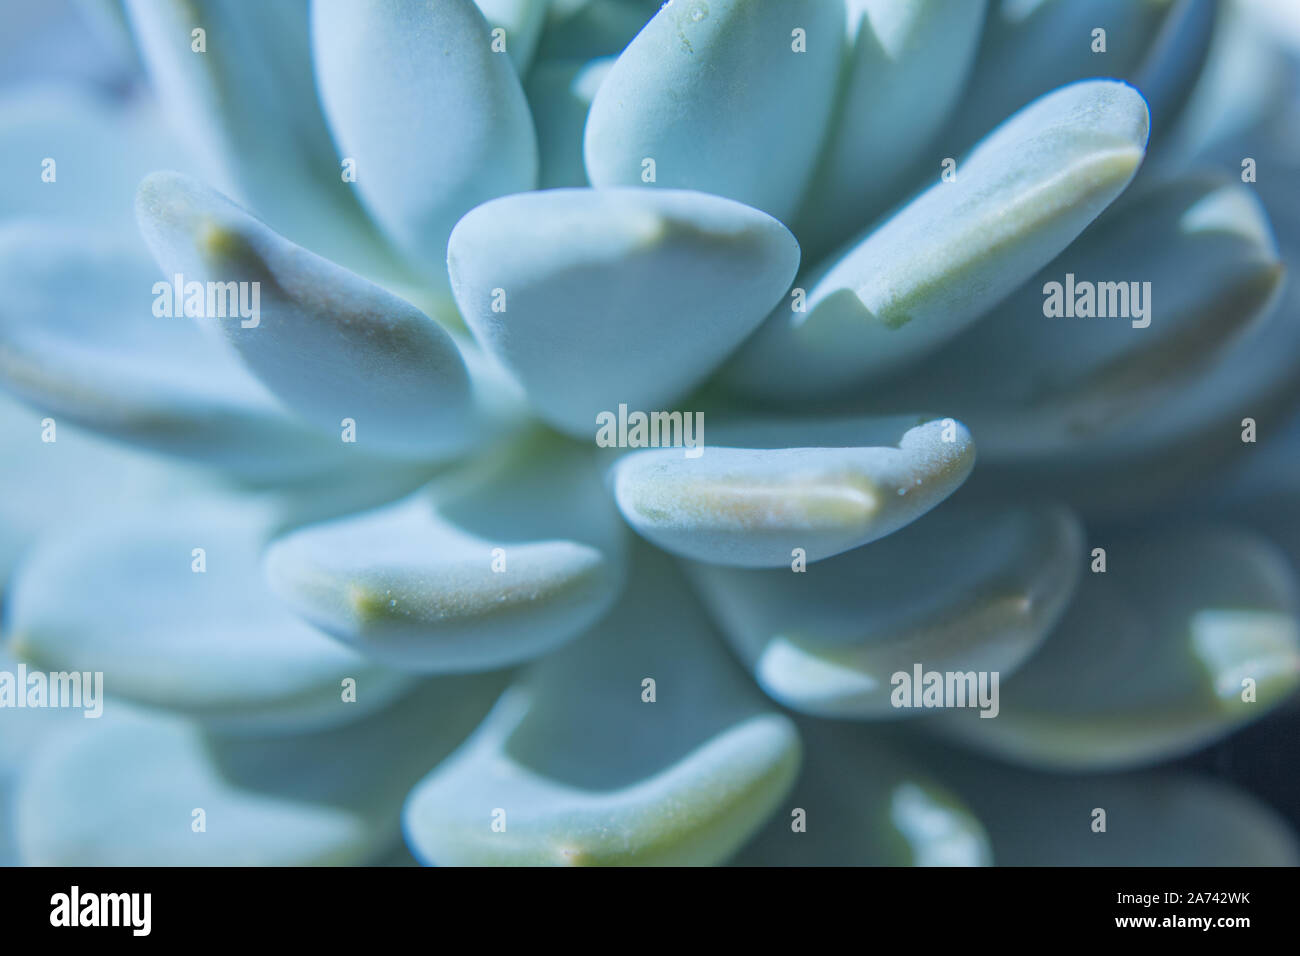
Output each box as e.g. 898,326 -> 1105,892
611,414 -> 975,567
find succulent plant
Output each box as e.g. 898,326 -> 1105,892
1,0 -> 1299,867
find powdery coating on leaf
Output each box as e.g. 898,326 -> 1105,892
794,0 -> 989,257
16,676 -> 506,866
124,0 -> 393,279
734,724 -> 992,866
313,0 -> 538,288
687,502 -> 1083,717
931,526 -> 1300,770
0,224 -> 351,482
611,417 -> 975,567
5,498 -> 412,733
401,548 -> 801,866
871,176 -> 1286,461
726,79 -> 1152,398
136,171 -> 475,458
448,187 -> 799,437
0,395 -> 210,593
584,0 -> 845,222
1,0 -> 1295,870
264,441 -> 627,672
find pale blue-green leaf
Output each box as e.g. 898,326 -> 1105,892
612,415 -> 975,568
1130,0 -> 1218,138
0,392 -> 436,607
0,394 -> 215,594
945,0 -> 1175,151
265,437 -> 626,673
725,80 -> 1150,399
525,56 -> 615,188
0,645 -> 88,769
0,643 -> 86,866
930,526 -> 1300,770
966,291 -> 1300,517
953,161 -> 1300,515
871,178 -> 1284,462
0,224 -> 351,482
259,457 -> 453,538
0,0 -> 134,88
135,171 -> 476,459
312,0 -> 537,291
72,0 -> 141,72
476,0 -> 549,72
794,0 -> 988,259
1164,2 -> 1298,167
0,86 -> 189,230
449,187 -> 799,437
734,723 -> 990,865
124,0 -> 397,281
5,495 -> 414,732
456,333 -> 535,439
933,750 -> 1299,866
16,676 -> 506,865
686,501 -> 1081,716
402,546 -> 800,866
583,0 -> 844,222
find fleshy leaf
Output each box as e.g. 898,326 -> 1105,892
724,79 -> 1151,399
0,1 -> 134,89
0,648 -> 84,770
1164,2 -> 1295,166
583,0 -> 844,222
15,676 -> 506,866
945,0 -> 1182,151
123,0 -> 395,280
686,501 -> 1081,715
794,0 -> 989,258
402,546 -> 800,866
135,171 -> 476,459
933,749 -> 1300,866
449,187 -> 799,437
930,526 -> 1300,770
264,436 -> 626,673
611,415 -> 975,568
965,251 -> 1300,514
980,144 -> 1300,513
0,394 -> 213,593
1130,0 -> 1218,139
313,0 -> 537,290
0,644 -> 85,866
0,224 -> 350,482
872,177 -> 1285,462
0,86 -> 190,230
5,495 -> 413,732
734,723 -> 990,865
